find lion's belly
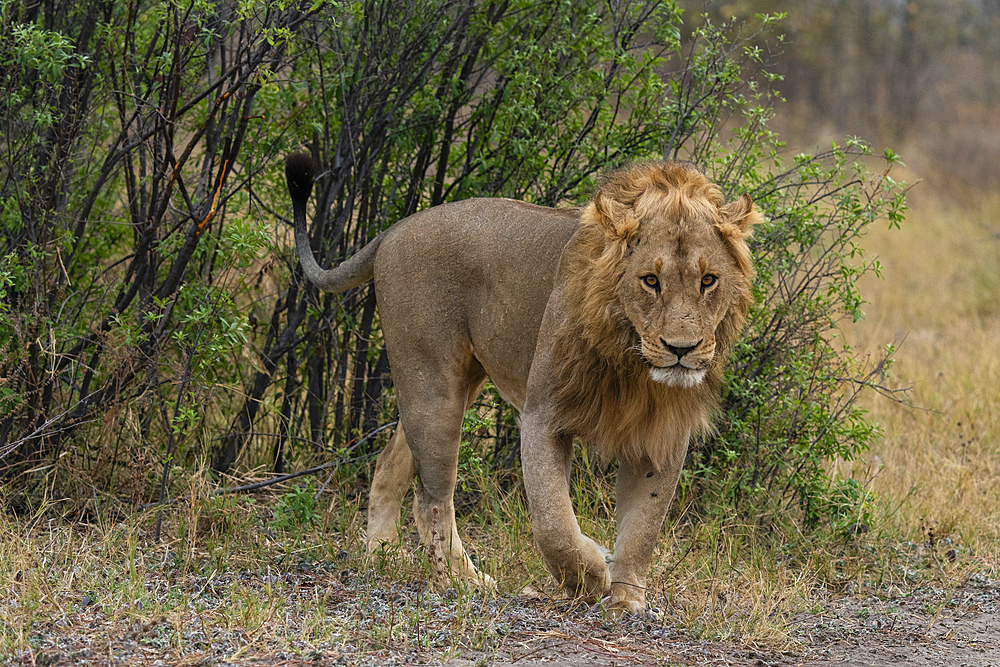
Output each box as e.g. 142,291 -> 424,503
461,205 -> 575,410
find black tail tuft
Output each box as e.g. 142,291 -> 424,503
285,152 -> 316,205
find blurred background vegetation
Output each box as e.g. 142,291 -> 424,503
702,0 -> 1000,191
0,0 -> 996,542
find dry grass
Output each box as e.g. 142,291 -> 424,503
0,491 -> 830,665
3,170 -> 998,665
844,182 -> 1000,568
0,488 -> 523,664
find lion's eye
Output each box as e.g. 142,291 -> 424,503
700,274 -> 718,290
642,274 -> 659,290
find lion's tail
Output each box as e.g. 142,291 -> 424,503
285,152 -> 381,293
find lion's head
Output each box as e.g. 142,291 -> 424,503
552,161 -> 759,464
582,161 -> 757,387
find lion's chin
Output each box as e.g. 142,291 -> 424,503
648,366 -> 706,388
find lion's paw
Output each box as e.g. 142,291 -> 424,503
427,553 -> 498,594
606,599 -> 644,620
604,584 -> 649,620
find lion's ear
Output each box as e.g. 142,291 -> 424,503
719,193 -> 760,238
592,192 -> 639,242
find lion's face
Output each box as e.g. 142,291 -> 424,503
573,162 -> 758,389
618,210 -> 740,388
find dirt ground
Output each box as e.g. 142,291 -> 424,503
15,570 -> 1000,666
448,576 -> 1000,667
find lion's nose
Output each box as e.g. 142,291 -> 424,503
662,339 -> 702,359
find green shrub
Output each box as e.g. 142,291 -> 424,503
271,483 -> 321,533
448,12 -> 907,528
690,134 -> 905,526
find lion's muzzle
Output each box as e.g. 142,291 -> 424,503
641,337 -> 713,387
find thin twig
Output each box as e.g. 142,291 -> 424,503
0,390 -> 102,462
137,421 -> 396,510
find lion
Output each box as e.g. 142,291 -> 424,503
285,154 -> 759,616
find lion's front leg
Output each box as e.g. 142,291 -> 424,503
608,443 -> 688,617
521,415 -> 611,600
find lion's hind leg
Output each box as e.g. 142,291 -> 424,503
402,363 -> 495,591
366,426 -> 416,551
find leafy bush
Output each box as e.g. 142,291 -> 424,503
697,140 -> 904,525
0,0 -> 902,530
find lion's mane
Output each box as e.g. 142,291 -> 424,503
550,162 -> 757,469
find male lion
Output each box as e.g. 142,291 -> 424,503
285,154 -> 759,616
